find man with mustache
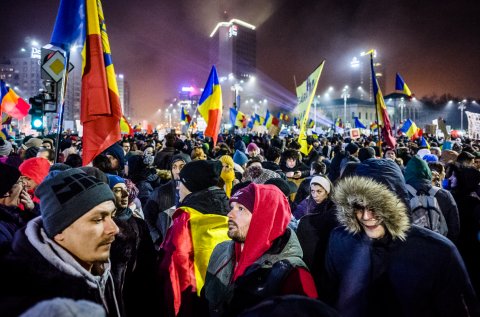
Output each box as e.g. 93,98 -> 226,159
0,169 -> 122,316
321,176 -> 479,316
204,183 -> 318,317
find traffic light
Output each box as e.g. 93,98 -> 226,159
29,95 -> 44,131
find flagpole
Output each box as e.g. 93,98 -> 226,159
370,53 -> 382,156
54,50 -> 71,163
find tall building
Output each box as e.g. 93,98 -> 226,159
349,50 -> 386,102
116,74 -> 131,118
209,19 -> 256,111
0,45 -> 42,101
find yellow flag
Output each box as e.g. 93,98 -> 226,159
295,61 -> 325,155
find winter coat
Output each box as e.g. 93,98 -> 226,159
0,218 -> 122,317
296,201 -> 339,288
322,176 -> 478,317
0,205 -> 27,256
157,186 -> 230,317
327,150 -> 345,182
110,208 -> 160,317
153,147 -> 176,170
143,180 -> 177,247
452,166 -> 480,297
204,228 -> 317,317
293,196 -> 335,219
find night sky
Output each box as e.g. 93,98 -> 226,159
1,0 -> 479,120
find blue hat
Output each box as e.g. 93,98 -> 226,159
107,174 -> 125,189
233,150 -> 248,166
422,154 -> 439,162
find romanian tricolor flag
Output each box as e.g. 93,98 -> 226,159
120,115 -> 134,136
293,117 -> 300,128
370,121 -> 378,131
0,80 -> 30,119
370,53 -> 396,149
279,112 -> 290,122
181,107 -> 192,124
264,110 -> 280,128
159,206 -> 229,315
400,118 -> 421,140
307,118 -> 315,129
0,128 -> 9,140
354,117 -> 367,129
51,0 -> 122,166
229,107 -> 246,128
395,73 -> 412,97
2,112 -> 12,125
335,118 -> 344,128
419,135 -> 430,149
198,66 -> 222,145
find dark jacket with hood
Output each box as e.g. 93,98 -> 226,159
157,186 -> 230,317
204,184 -> 317,317
404,156 -> 460,243
154,146 -> 176,170
451,166 -> 480,297
110,207 -> 160,317
0,205 -> 27,256
321,176 -> 478,317
0,217 -> 122,317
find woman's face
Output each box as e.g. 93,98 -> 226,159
310,183 -> 328,204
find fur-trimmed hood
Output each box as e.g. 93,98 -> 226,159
332,176 -> 410,241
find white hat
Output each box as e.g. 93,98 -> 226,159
310,176 -> 331,194
417,148 -> 430,159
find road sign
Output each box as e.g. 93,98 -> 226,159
41,50 -> 74,82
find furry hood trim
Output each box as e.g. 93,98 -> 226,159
333,176 -> 410,241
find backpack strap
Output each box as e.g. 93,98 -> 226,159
428,186 -> 440,197
405,184 -> 418,197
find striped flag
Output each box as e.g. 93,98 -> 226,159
0,80 -> 30,119
229,107 -> 247,128
181,107 -> 192,124
370,53 -> 396,149
50,0 -> 123,166
395,73 -> 412,97
120,115 -> 134,136
400,118 -> 420,140
198,66 -> 222,145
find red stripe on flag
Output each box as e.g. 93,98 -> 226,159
81,34 -> 111,120
204,108 -> 221,145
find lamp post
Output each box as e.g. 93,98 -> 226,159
399,97 -> 406,123
458,99 -> 467,131
341,86 -> 350,126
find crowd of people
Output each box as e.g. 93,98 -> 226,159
0,129 -> 479,316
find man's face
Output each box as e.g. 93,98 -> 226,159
171,160 -> 185,180
355,205 -> 385,239
144,146 -> 154,156
106,154 -> 119,169
112,183 -> 129,209
227,202 -> 252,243
177,181 -> 191,202
310,184 -> 328,204
248,148 -> 258,157
474,158 -> 480,170
54,200 -> 119,271
42,142 -> 52,150
385,150 -> 396,160
122,142 -> 131,153
20,175 -> 38,192
286,158 -> 296,169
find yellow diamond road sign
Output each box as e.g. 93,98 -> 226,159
41,51 -> 74,82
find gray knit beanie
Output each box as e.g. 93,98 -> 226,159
35,168 -> 115,238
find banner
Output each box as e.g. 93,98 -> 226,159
295,61 -> 325,155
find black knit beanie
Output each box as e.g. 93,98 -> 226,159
179,160 -> 222,192
35,168 -> 115,238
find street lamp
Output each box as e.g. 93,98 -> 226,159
399,97 -> 406,123
341,86 -> 350,125
458,99 -> 467,131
